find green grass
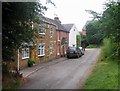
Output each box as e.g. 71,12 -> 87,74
2,81 -> 20,89
87,44 -> 100,48
82,57 -> 118,89
83,38 -> 119,89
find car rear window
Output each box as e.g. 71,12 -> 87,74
68,47 -> 76,51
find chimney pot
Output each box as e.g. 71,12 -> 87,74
54,17 -> 61,23
54,17 -> 59,20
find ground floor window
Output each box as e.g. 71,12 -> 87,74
22,48 -> 29,59
38,43 -> 45,56
50,42 -> 53,54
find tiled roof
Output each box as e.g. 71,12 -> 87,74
54,20 -> 68,32
40,16 -> 69,32
40,16 -> 56,26
62,24 -> 74,32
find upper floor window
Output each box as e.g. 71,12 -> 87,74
22,48 -> 29,59
38,43 -> 45,56
50,28 -> 53,38
50,42 -> 53,54
39,24 -> 46,34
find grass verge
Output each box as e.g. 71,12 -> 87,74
83,38 -> 119,89
87,44 -> 101,48
82,57 -> 118,89
83,60 -> 118,89
2,81 -> 20,89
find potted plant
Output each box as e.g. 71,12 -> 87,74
28,58 -> 35,67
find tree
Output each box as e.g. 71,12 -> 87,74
85,1 -> 120,59
99,1 -> 120,59
85,20 -> 103,45
76,34 -> 81,47
85,10 -> 101,20
100,1 -> 120,39
2,2 -> 47,88
2,2 -> 47,61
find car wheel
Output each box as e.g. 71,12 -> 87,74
79,52 -> 82,57
67,55 -> 69,58
77,54 -> 79,58
79,54 -> 82,57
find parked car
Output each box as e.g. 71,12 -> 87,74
79,47 -> 84,55
66,46 -> 82,58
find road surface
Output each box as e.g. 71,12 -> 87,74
0,62 -> 1,90
20,48 -> 101,89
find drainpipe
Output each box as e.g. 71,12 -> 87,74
17,49 -> 20,71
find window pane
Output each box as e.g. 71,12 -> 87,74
39,26 -> 45,34
38,44 -> 45,56
22,48 -> 29,59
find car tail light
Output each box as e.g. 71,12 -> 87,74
74,51 -> 77,54
67,51 -> 70,54
67,51 -> 69,54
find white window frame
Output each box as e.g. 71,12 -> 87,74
39,24 -> 46,35
22,48 -> 29,59
50,42 -> 53,54
38,43 -> 45,56
50,28 -> 53,38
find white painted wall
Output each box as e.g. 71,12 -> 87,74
69,25 -> 79,47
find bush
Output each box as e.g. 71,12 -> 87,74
28,58 -> 35,67
101,38 -> 115,60
87,44 -> 98,48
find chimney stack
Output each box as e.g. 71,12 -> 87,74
54,17 -> 61,23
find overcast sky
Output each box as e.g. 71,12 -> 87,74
41,0 -> 107,31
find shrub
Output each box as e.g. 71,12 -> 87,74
101,38 -> 114,60
28,58 -> 35,67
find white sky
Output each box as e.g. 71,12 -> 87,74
41,0 -> 106,31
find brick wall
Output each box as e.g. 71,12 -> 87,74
19,22 -> 57,69
56,30 -> 69,57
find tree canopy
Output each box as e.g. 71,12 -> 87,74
2,2 -> 47,61
85,1 -> 120,59
100,1 -> 120,59
86,20 -> 104,44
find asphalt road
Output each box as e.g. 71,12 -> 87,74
0,63 -> 1,90
20,48 -> 101,89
